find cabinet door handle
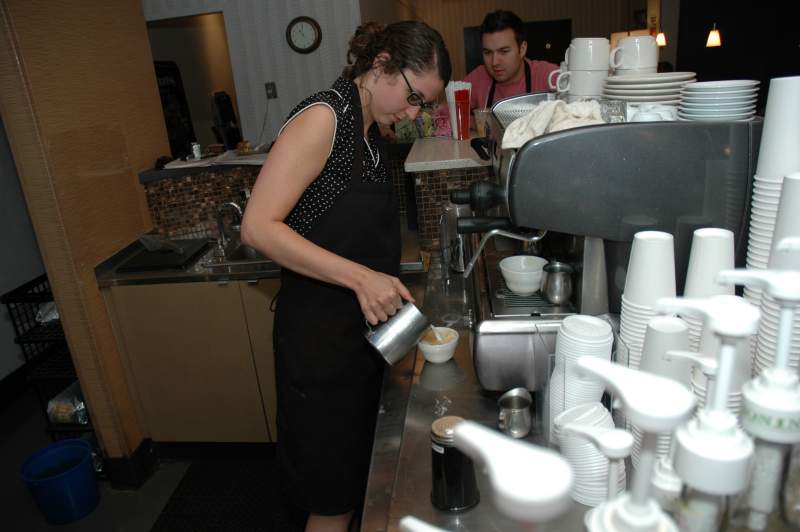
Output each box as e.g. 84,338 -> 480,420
246,279 -> 259,285
217,280 -> 229,286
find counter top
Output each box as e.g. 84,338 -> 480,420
95,238 -> 281,288
363,257 -> 586,531
403,137 -> 490,173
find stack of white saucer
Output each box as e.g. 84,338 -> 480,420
619,231 -> 677,370
549,315 -> 614,436
678,80 -> 759,121
553,402 -> 626,507
602,71 -> 696,108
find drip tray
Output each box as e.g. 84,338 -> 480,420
487,261 -> 573,318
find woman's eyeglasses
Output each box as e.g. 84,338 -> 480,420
399,70 -> 433,110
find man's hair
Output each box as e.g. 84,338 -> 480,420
479,10 -> 526,45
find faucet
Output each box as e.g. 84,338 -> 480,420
216,201 -> 243,249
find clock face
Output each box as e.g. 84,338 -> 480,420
287,17 -> 321,53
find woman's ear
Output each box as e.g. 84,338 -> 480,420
371,51 -> 392,74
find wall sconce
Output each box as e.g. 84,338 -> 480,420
706,23 -> 721,47
656,31 -> 667,46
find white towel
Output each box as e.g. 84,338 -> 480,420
502,100 -> 605,149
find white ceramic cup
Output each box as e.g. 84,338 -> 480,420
556,69 -> 608,96
756,76 -> 800,182
610,36 -> 658,71
548,62 -> 568,90
684,228 -> 735,297
566,37 -> 611,71
623,231 -> 676,307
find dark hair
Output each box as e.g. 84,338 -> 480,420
343,21 -> 452,87
480,10 -> 526,45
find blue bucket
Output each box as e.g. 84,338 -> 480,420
20,439 -> 99,525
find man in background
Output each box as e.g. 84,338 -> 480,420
464,10 -> 558,109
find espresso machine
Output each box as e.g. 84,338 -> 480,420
450,92 -> 763,392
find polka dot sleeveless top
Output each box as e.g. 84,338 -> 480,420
280,77 -> 389,237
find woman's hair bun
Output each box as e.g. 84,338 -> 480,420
347,22 -> 386,65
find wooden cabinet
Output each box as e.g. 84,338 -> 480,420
239,279 -> 279,440
105,279 -> 280,442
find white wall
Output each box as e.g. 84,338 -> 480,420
0,118 -> 45,380
141,0 -> 362,146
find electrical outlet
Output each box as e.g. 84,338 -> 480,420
265,82 -> 278,100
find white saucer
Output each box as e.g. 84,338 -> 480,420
606,71 -> 696,84
682,80 -> 759,91
604,87 -> 682,96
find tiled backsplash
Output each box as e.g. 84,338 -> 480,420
143,167 -> 260,239
412,166 -> 493,250
142,149 -> 485,250
143,158 -> 413,240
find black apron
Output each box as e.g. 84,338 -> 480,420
273,91 -> 401,516
486,60 -> 532,108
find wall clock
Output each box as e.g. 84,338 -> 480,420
286,16 -> 322,54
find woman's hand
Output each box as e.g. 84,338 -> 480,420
354,269 -> 415,325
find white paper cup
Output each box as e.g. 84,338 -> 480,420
769,173 -> 800,269
684,228 -> 735,297
756,76 -> 800,181
623,231 -> 677,307
639,317 -> 691,387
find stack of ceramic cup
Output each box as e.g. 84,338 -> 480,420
678,80 -> 759,122
549,315 -> 613,440
555,37 -> 611,100
619,231 -> 677,370
754,172 -> 800,375
609,35 -> 658,76
632,317 -> 691,469
681,228 -> 736,351
553,402 -> 626,507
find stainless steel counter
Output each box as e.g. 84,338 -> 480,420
362,257 -> 586,531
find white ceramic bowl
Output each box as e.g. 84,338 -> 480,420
418,327 -> 459,364
499,255 -> 548,296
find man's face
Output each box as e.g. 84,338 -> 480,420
481,28 -> 527,83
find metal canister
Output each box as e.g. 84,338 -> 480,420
191,142 -> 202,160
430,416 -> 480,511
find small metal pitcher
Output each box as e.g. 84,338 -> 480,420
365,302 -> 431,365
498,387 -> 533,439
542,261 -> 574,305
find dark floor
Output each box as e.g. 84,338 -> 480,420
1,389 -> 189,531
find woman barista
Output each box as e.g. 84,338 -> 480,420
241,21 -> 451,532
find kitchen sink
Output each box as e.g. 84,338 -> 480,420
203,242 -> 278,273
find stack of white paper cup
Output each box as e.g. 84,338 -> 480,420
556,37 -> 610,99
745,76 -> 800,311
554,403 -> 626,507
620,231 -> 677,370
754,172 -> 800,375
692,312 -> 751,415
609,35 -> 658,75
682,228 -> 735,351
632,317 -> 691,469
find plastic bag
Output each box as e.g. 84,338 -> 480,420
47,381 -> 88,425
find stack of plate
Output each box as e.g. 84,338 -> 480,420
602,71 -> 697,106
678,80 -> 759,122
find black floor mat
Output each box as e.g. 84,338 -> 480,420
151,448 -> 306,532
